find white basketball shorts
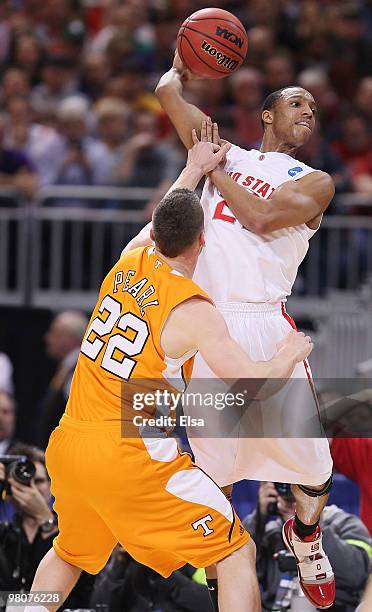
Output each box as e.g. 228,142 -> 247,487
185,302 -> 333,488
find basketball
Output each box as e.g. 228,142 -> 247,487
177,7 -> 248,80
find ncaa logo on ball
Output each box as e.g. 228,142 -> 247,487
201,41 -> 239,71
215,26 -> 244,49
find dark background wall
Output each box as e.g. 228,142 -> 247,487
0,306 -> 66,443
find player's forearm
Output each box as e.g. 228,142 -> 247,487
210,168 -> 275,232
164,164 -> 204,194
155,69 -> 207,149
121,166 -> 203,255
250,353 -> 297,400
121,222 -> 153,255
210,168 -> 315,233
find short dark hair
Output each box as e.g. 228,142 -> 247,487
261,88 -> 287,128
9,443 -> 46,470
152,188 -> 204,258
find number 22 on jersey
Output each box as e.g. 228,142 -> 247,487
81,295 -> 149,380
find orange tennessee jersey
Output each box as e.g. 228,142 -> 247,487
66,246 -> 211,422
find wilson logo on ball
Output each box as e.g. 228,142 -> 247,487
201,41 -> 239,70
215,26 -> 244,49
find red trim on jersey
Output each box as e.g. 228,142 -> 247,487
281,303 -> 321,420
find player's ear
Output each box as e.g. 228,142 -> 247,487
150,228 -> 155,242
262,110 -> 273,126
199,230 -> 206,252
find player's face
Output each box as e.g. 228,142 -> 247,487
272,88 -> 316,147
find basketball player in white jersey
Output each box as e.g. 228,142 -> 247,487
127,56 -> 335,609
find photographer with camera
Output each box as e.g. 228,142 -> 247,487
0,444 -> 94,610
244,481 -> 372,611
0,444 -> 58,593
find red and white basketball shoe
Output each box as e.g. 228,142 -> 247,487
282,517 -> 335,609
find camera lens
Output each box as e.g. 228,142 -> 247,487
274,482 -> 293,499
9,459 -> 36,486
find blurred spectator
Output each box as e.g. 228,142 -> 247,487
0,392 -> 16,454
10,33 -> 43,84
91,545 -> 213,612
331,439 -> 372,534
37,310 -> 88,448
4,96 -> 62,186
94,97 -> 131,185
0,115 -> 38,199
327,3 -> 372,99
244,481 -> 372,611
50,95 -> 109,203
30,55 -> 79,121
0,68 -> 30,108
331,113 -> 372,193
229,67 -> 264,148
150,10 -> 178,75
79,52 -> 111,101
104,63 -> 162,114
114,110 -> 183,208
0,443 -> 94,607
106,28 -> 139,75
264,50 -> 296,94
0,353 -> 13,395
245,25 -> 275,70
34,0 -> 85,59
298,67 -> 340,134
0,1 -> 12,64
184,78 -> 226,122
355,76 -> 372,123
299,125 -> 351,195
88,3 -> 140,55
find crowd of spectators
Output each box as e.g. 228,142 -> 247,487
0,0 -> 371,211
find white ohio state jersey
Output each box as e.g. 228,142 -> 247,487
193,146 -> 319,303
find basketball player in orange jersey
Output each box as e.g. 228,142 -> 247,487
25,134 -> 312,612
129,55 -> 337,610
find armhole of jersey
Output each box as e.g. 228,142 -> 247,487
160,294 -> 214,392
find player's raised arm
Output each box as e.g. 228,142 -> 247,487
121,125 -> 230,255
155,52 -> 208,149
162,297 -> 313,385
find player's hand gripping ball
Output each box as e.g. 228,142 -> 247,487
177,7 -> 248,79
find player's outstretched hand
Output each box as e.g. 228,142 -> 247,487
277,330 -> 313,363
188,121 -> 231,174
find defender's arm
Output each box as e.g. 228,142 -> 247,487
210,167 -> 335,233
162,298 -> 312,382
121,128 -> 230,255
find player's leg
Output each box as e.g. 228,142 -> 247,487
206,483 -> 234,611
24,548 -> 82,612
292,476 -> 332,530
216,538 -> 260,612
282,476 -> 335,610
109,436 -> 260,612
28,420 -> 118,611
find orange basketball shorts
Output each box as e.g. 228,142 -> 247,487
45,413 -> 249,577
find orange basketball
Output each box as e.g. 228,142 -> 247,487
177,7 -> 248,80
